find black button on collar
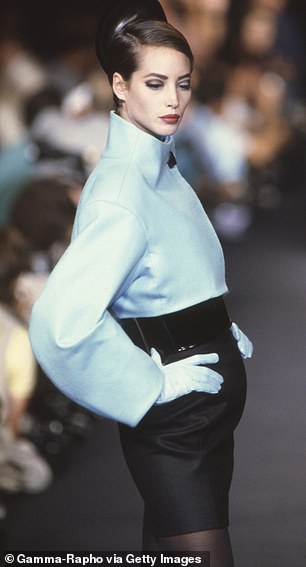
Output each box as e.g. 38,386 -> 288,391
167,151 -> 176,168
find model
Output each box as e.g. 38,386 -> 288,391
29,1 -> 253,564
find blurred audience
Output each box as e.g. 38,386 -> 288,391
0,36 -> 46,148
10,177 -> 79,272
24,84 -> 109,180
176,61 -> 252,238
171,0 -> 305,236
162,0 -> 231,78
226,0 -> 305,109
0,29 -> 47,225
0,228 -> 52,517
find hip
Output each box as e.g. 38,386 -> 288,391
121,329 -> 247,448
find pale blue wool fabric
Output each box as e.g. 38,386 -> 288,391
29,112 -> 228,426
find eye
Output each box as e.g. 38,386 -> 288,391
145,81 -> 164,90
178,81 -> 191,91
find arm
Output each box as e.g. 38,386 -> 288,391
29,200 -> 164,427
5,326 -> 36,437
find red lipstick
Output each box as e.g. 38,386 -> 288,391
160,114 -> 180,124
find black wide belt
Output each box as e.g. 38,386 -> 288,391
120,296 -> 231,357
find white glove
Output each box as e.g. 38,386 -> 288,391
231,322 -> 253,359
151,348 -> 223,405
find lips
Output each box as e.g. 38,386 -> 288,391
160,114 -> 180,123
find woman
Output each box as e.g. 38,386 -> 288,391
0,227 -> 36,438
0,227 -> 52,495
29,0 -> 253,563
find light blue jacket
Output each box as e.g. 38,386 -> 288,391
29,112 -> 228,427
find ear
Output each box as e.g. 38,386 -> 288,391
112,72 -> 128,102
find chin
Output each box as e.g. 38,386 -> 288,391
139,119 -> 180,139
156,123 -> 179,136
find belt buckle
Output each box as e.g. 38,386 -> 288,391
176,343 -> 197,353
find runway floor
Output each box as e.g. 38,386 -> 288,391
1,189 -> 305,567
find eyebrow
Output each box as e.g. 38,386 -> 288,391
144,73 -> 191,80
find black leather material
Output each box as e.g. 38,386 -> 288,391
121,296 -> 231,358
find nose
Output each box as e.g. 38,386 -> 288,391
166,85 -> 179,109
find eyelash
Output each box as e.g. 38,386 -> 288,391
179,83 -> 191,91
145,82 -> 163,90
145,82 -> 191,91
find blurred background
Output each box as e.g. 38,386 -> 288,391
0,1 -> 305,565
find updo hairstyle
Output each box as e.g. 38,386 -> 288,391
96,19 -> 193,110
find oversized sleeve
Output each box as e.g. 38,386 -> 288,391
29,200 -> 164,427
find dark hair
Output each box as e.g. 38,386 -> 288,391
96,19 -> 193,109
0,228 -> 31,306
23,86 -> 62,128
10,178 -> 77,252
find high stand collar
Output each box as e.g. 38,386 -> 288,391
103,111 -> 176,186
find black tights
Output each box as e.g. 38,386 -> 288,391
142,525 -> 234,567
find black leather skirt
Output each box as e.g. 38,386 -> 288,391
118,299 -> 247,536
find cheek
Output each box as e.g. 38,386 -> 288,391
134,95 -> 153,114
181,92 -> 192,112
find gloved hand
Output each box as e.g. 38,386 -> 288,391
231,322 -> 253,359
151,348 -> 223,405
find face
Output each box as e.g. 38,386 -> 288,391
113,45 -> 192,137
